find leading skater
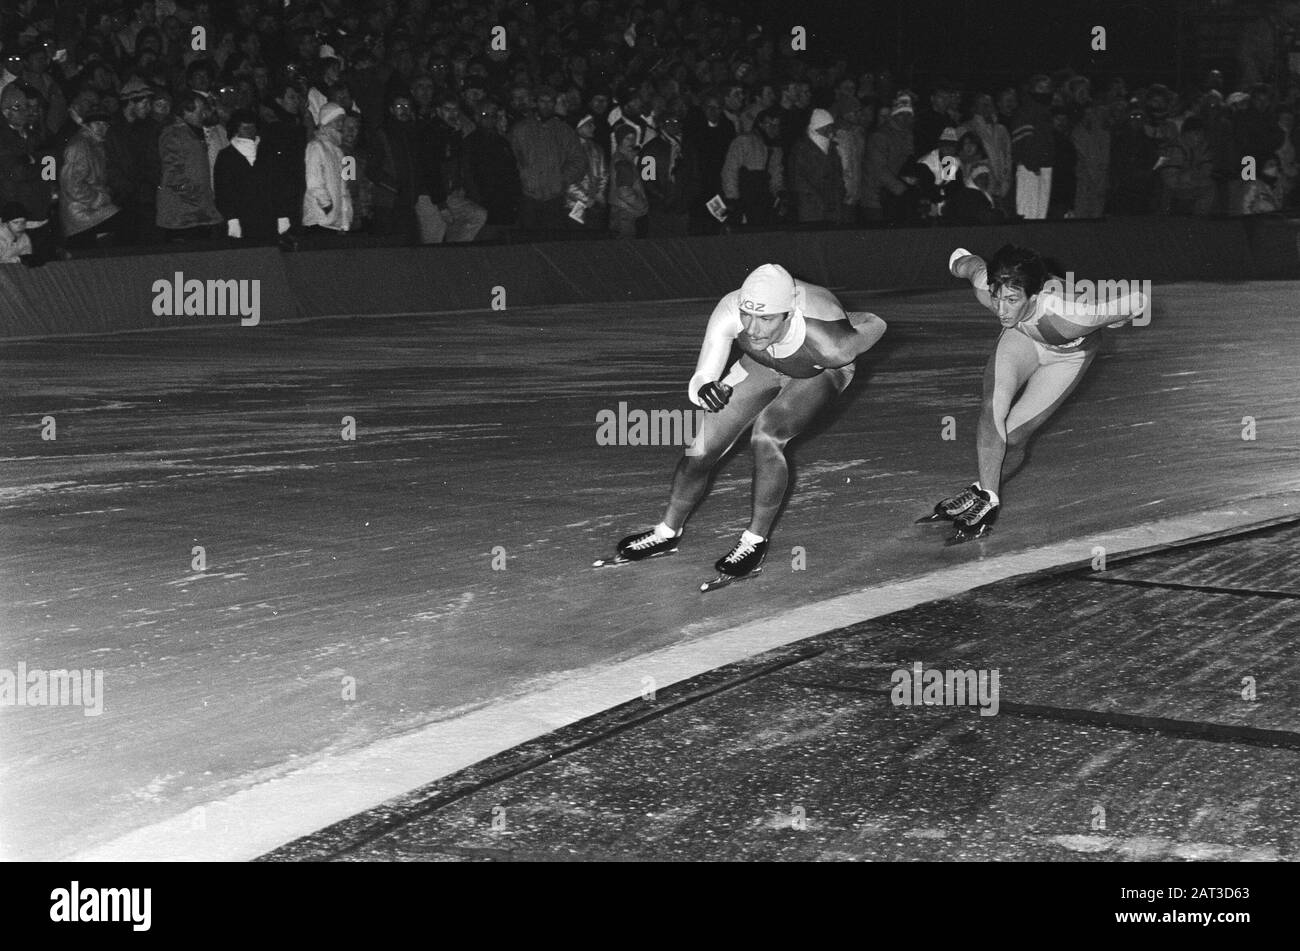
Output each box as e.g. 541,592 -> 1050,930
608,263 -> 887,587
930,244 -> 1148,540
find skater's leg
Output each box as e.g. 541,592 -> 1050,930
1001,347 -> 1096,481
977,331 -> 1039,495
747,370 -> 845,537
662,367 -> 780,530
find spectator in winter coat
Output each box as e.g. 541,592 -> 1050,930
430,90 -> 486,242
721,107 -> 784,228
464,99 -> 521,233
566,112 -> 609,231
1242,156 -> 1285,213
0,83 -> 54,255
340,114 -> 373,232
509,85 -> 586,233
1010,74 -> 1056,219
156,92 -> 222,238
214,110 -> 292,242
0,201 -> 34,264
968,93 -> 1012,213
1109,104 -> 1160,215
687,93 -> 736,234
1159,117 -> 1216,215
302,102 -> 351,232
259,80 -> 307,229
60,111 -> 122,246
641,112 -> 695,236
863,93 -> 917,223
1071,103 -> 1110,218
608,124 -> 648,238
790,108 -> 848,224
104,78 -> 156,243
369,93 -> 444,243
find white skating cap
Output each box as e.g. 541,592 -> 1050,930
739,263 -> 795,315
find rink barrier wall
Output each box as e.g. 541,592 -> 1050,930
2,217 -> 1296,338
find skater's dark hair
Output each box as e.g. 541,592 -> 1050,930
986,244 -> 1049,297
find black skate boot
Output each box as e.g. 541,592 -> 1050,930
616,527 -> 680,561
917,483 -> 984,523
701,534 -> 768,591
948,489 -> 999,544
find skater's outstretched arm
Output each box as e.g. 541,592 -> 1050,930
949,248 -> 993,310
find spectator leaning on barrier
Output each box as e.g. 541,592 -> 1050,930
302,101 -> 351,233
60,109 -> 122,248
214,109 -> 291,243
0,201 -> 34,265
721,106 -> 784,228
156,91 -> 222,239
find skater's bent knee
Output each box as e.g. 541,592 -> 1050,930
749,427 -> 791,454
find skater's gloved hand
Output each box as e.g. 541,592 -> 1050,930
697,381 -> 732,413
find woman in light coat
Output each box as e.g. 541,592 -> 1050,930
302,102 -> 352,231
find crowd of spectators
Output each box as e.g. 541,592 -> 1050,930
0,0 -> 1298,265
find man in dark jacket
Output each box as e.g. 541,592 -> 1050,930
641,112 -> 696,236
429,90 -> 486,242
104,77 -> 155,244
0,83 -> 55,260
1010,74 -> 1056,219
463,98 -> 521,235
685,92 -> 735,234
259,80 -> 308,230
369,91 -> 447,243
214,110 -> 295,244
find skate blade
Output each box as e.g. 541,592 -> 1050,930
944,526 -> 993,547
916,512 -> 952,524
593,548 -> 678,569
700,565 -> 763,592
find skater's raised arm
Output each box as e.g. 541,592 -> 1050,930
687,296 -> 744,408
949,248 -> 993,310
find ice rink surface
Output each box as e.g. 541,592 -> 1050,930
2,280 -> 1298,859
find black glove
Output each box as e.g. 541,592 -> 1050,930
697,381 -> 732,412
